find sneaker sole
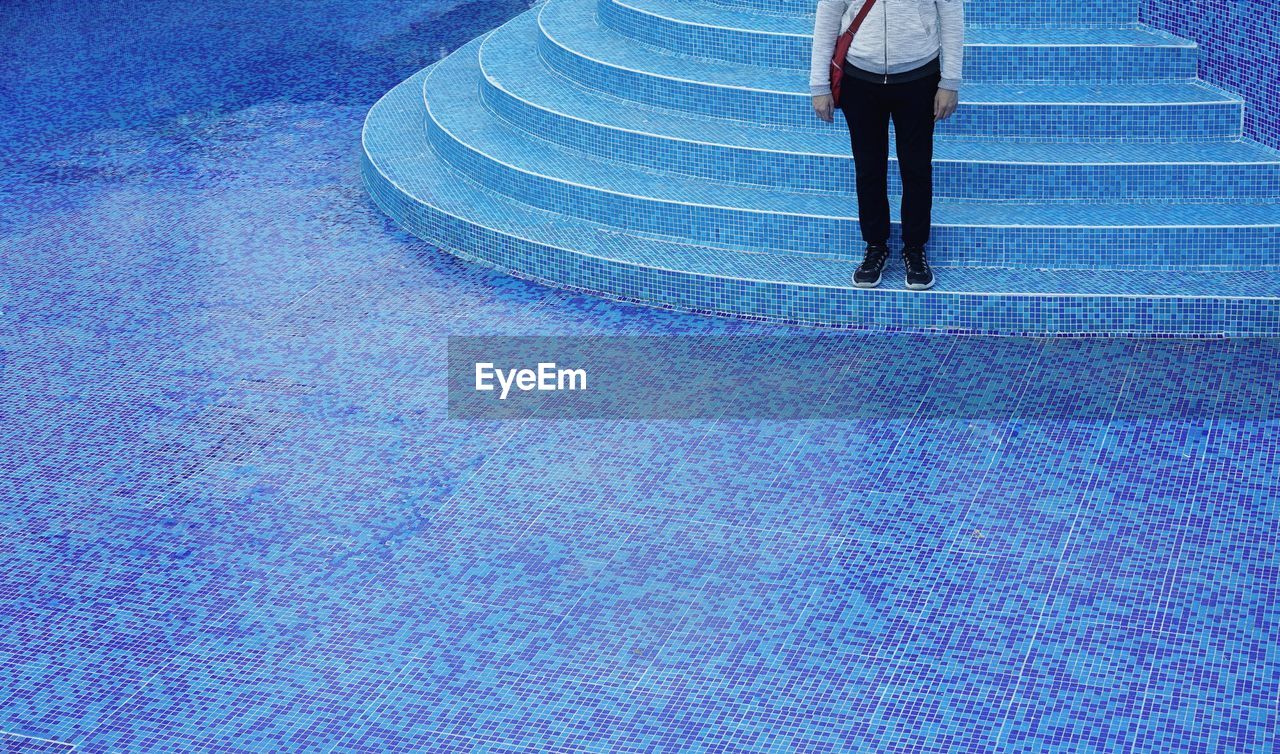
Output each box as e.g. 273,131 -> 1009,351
853,272 -> 882,288
905,277 -> 936,291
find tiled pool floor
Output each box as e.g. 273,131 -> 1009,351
1,1 -> 1277,752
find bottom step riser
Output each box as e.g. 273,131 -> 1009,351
365,152 -> 1276,337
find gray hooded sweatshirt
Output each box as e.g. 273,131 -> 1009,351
809,0 -> 964,96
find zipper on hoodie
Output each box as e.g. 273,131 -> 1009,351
883,0 -> 888,83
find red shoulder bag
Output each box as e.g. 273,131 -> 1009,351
829,0 -> 880,103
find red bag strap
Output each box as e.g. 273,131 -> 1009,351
845,0 -> 879,37
829,0 -> 879,101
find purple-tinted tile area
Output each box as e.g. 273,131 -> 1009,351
2,0 -> 1278,752
1142,0 -> 1280,149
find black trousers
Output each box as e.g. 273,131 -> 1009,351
838,68 -> 940,248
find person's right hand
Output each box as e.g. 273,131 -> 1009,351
812,94 -> 834,123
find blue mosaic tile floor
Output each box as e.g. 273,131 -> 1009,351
2,0 -> 1278,752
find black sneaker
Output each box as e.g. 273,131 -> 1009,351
853,242 -> 890,288
902,244 -> 935,290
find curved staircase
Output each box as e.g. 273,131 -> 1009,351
362,0 -> 1280,335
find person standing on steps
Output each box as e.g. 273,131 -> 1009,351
809,0 -> 964,291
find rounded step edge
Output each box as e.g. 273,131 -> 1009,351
476,14 -> 1280,201
429,42 -> 1280,270
703,0 -> 1141,28
365,60 -> 1280,337
598,0 -> 1198,81
536,0 -> 1241,139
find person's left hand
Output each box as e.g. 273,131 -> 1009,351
934,88 -> 958,121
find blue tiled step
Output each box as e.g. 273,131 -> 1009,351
366,64 -> 1280,336
430,44 -> 1280,270
539,0 -> 1240,138
479,17 -> 1280,201
709,0 -> 1140,28
706,0 -> 813,16
599,0 -> 1198,81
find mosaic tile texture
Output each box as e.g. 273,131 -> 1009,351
600,0 -> 1199,79
1141,0 -> 1280,151
3,0 -> 1280,753
364,0 -> 1280,335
